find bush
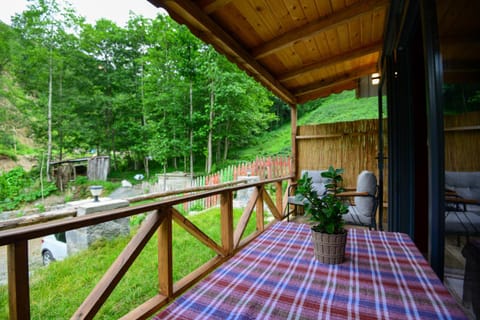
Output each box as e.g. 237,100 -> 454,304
0,167 -> 57,212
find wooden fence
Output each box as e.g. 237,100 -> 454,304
190,156 -> 292,210
444,110 -> 480,171
296,119 -> 386,190
295,111 -> 480,227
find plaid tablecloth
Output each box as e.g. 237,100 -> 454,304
155,222 -> 467,319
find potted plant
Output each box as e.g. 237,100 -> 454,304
296,166 -> 349,264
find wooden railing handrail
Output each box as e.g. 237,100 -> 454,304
0,176 -> 292,246
2,176 -> 293,320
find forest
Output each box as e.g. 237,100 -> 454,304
0,0 -> 302,180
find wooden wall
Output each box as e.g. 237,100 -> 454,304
296,119 -> 387,189
444,111 -> 480,171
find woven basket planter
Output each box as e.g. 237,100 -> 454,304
311,229 -> 347,264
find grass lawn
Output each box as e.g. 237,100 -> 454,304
0,207 -> 262,319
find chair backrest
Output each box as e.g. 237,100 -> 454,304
354,170 -> 377,217
445,171 -> 480,202
301,170 -> 329,197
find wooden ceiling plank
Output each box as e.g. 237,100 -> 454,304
336,23 -> 350,52
348,18 -> 362,49
279,41 -> 382,82
252,0 -> 388,59
151,0 -> 297,104
294,63 -> 378,97
299,0 -> 324,22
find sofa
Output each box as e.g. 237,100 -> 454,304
445,171 -> 480,236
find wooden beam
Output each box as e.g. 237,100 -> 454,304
262,188 -> 282,221
172,208 -> 225,256
8,241 -> 30,320
158,209 -> 173,298
256,186 -> 265,232
203,0 -> 234,14
252,0 -> 389,59
220,191 -> 234,255
151,0 -> 297,104
233,187 -> 258,248
279,42 -> 382,82
290,104 -> 298,179
444,125 -> 480,132
294,63 -> 377,97
275,181 -> 283,218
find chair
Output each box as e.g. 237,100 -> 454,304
284,169 -> 328,221
337,170 -> 378,230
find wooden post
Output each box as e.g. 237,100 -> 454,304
158,208 -> 173,297
290,104 -> 298,179
220,191 -> 234,255
275,181 -> 283,215
256,186 -> 264,232
8,241 -> 30,320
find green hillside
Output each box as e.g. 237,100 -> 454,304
237,90 -> 379,160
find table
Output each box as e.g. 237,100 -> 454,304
155,222 -> 467,319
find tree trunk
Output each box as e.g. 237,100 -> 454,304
207,79 -> 214,174
58,70 -> 63,161
223,136 -> 229,161
189,79 -> 194,183
46,48 -> 53,181
223,121 -> 231,160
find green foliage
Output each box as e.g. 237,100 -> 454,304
0,167 -> 57,211
130,213 -> 146,227
296,166 -> 348,234
237,90 -> 379,159
299,90 -> 380,125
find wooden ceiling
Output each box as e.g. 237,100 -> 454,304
148,0 -> 390,105
436,0 -> 480,84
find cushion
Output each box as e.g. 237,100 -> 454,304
300,170 -> 329,197
353,171 -> 377,217
344,206 -> 371,225
445,211 -> 480,234
445,171 -> 480,201
445,171 -> 480,213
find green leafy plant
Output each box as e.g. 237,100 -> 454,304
296,166 -> 348,234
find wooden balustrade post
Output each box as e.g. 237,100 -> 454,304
220,191 -> 234,255
7,240 -> 30,320
158,208 -> 173,297
256,186 -> 264,232
275,181 -> 283,214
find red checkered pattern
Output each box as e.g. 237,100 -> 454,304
155,222 -> 467,319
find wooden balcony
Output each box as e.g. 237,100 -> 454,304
0,177 -> 292,319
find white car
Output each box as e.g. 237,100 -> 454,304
41,233 -> 68,266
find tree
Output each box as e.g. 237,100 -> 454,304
11,0 -> 80,178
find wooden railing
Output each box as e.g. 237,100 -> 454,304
0,176 -> 293,319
